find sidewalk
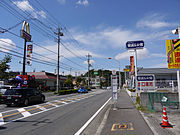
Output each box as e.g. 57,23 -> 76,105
101,89 -> 154,135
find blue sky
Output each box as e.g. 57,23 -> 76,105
0,0 -> 180,75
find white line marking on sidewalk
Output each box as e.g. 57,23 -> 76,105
17,108 -> 31,117
0,113 -> 4,125
74,97 -> 112,135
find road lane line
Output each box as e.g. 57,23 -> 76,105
17,108 -> 31,117
0,113 -> 4,125
74,97 -> 112,135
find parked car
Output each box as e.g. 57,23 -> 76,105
0,85 -> 15,94
78,87 -> 88,93
1,88 -> 45,106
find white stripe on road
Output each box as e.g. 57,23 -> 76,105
61,101 -> 68,104
0,113 -> 4,125
17,108 -> 31,117
47,102 -> 59,107
74,97 -> 112,135
35,105 -> 47,111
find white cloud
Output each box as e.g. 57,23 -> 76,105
37,11 -> 46,19
115,48 -> 149,60
13,0 -> 46,19
83,59 -> 95,65
74,27 -> 144,49
0,39 -> 16,53
76,0 -> 89,6
136,13 -> 178,29
13,0 -> 33,12
115,48 -> 166,60
57,0 -> 66,5
34,41 -> 103,63
150,63 -> 168,68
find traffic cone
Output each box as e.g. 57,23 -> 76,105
160,107 -> 173,128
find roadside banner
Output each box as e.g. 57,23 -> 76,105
166,39 -> 180,69
130,56 -> 135,75
27,44 -> 33,65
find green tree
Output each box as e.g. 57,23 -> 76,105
0,55 -> 12,80
64,74 -> 73,87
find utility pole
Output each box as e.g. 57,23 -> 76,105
55,27 -> 63,93
86,53 -> 92,88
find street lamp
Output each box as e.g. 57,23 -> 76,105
108,57 -> 121,89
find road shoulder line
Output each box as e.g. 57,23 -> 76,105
74,97 -> 112,135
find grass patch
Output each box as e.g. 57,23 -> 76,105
128,89 -> 136,92
136,104 -> 151,113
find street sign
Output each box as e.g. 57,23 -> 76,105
166,39 -> 180,69
126,40 -> 144,49
137,74 -> 155,91
137,75 -> 154,81
94,71 -> 98,75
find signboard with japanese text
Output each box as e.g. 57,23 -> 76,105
166,39 -> 180,69
27,44 -> 33,65
111,75 -> 118,100
126,40 -> 144,49
137,74 -> 155,91
130,56 -> 135,75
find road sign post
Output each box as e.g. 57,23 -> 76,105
126,40 -> 145,101
111,70 -> 118,110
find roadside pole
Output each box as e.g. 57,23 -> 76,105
126,40 -> 145,102
134,49 -> 138,97
178,27 -> 180,103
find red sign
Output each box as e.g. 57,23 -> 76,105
130,56 -> 135,75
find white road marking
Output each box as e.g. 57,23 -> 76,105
61,101 -> 68,104
47,102 -> 59,107
17,108 -> 31,117
0,113 -> 4,125
74,97 -> 112,135
35,105 -> 47,111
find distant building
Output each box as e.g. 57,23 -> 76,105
126,68 -> 179,91
91,76 -> 100,88
27,71 -> 66,90
136,68 -> 178,91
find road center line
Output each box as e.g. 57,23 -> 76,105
74,97 -> 112,135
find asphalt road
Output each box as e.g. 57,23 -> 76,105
0,89 -> 111,135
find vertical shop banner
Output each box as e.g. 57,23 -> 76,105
166,39 -> 180,69
130,56 -> 135,75
27,44 -> 33,65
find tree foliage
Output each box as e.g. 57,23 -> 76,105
0,55 -> 12,80
64,74 -> 73,87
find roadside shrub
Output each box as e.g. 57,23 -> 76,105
128,89 -> 136,92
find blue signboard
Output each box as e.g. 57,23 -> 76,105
126,40 -> 144,49
137,75 -> 154,81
